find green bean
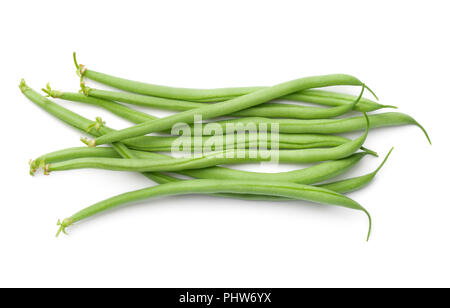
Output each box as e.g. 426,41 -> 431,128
20,79 -> 178,184
109,142 -> 179,184
46,88 -> 376,153
194,90 -> 392,112
56,179 -> 372,240
33,145 -> 367,185
21,79 -> 382,216
74,53 -> 386,112
29,83 -> 307,154
23,83 -> 372,189
29,147 -> 122,175
43,85 -> 157,124
47,114 -> 369,173
319,147 -> 394,193
88,74 -> 369,146
177,152 -> 368,184
195,113 -> 431,144
81,86 -> 362,119
282,90 -> 394,112
31,145 -> 388,202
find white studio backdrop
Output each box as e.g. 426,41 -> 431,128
0,0 -> 449,287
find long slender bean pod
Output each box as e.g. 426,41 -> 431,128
30,83 -> 312,155
29,147 -> 122,175
46,88 -> 376,153
47,114 -> 370,173
81,86 -> 362,119
319,147 -> 394,193
88,75 -> 369,146
33,146 -> 368,185
56,179 -> 372,240
194,113 -> 431,144
32,145 -> 390,201
21,80 -> 179,184
75,53 -> 385,112
194,90 -> 392,112
23,84 -> 372,189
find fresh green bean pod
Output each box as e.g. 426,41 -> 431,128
31,144 -> 389,201
194,90 -> 391,112
21,80 -> 383,212
89,74 -> 368,146
29,147 -> 122,175
21,80 -> 178,184
75,53 -> 387,112
282,90 -> 394,112
47,114 -> 369,173
38,84 -> 345,153
45,88 -> 157,124
34,146 -> 367,185
23,83 -> 372,190
319,147 -> 394,193
47,89 -> 373,152
83,87 -> 361,119
56,179 -> 372,240
195,113 -> 431,144
178,153 -> 368,184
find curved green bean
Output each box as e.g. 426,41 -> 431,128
82,87 -> 362,119
195,113 -> 431,144
56,179 -> 372,240
23,84 -> 372,189
46,88 -> 376,153
31,145 -> 389,202
88,74 -> 368,146
47,114 -> 369,173
319,147 -> 394,193
20,80 -> 178,184
36,83 -> 345,153
29,147 -> 122,175
75,53 -> 387,112
33,146 -> 368,185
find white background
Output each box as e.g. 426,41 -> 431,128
1,0 -> 449,288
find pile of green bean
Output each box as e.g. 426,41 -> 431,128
21,53 -> 431,241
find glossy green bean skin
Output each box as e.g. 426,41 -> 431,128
23,84 -> 372,193
195,89 -> 391,112
80,68 -> 261,101
20,80 -> 178,184
48,113 -> 368,173
47,121 -> 368,173
77,57 -> 387,112
282,90 -> 393,112
49,90 -> 366,151
319,148 -> 393,193
34,146 -> 367,185
56,179 -> 371,240
32,145 -> 388,202
29,147 -> 122,175
177,153 -> 368,184
90,74 -> 366,146
36,84 -> 343,153
195,113 -> 431,144
50,90 -> 157,124
84,87 -> 360,120
21,81 -> 372,192
21,80 -> 381,215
